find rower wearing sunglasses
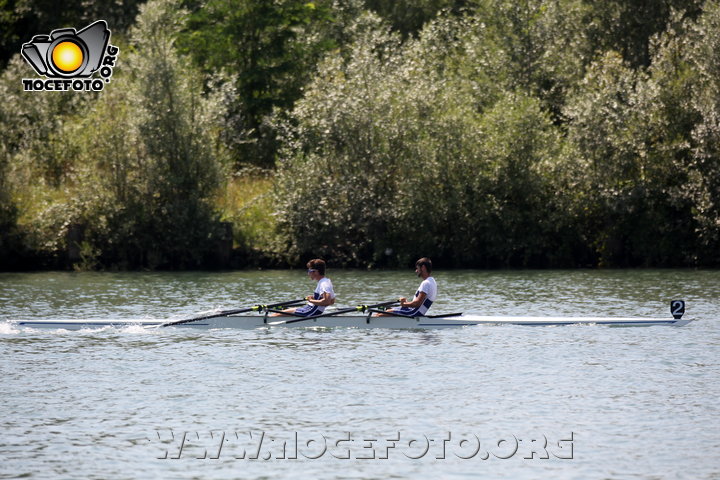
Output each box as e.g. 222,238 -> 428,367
272,258 -> 335,317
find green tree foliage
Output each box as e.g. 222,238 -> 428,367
558,2 -> 720,266
273,13 -> 567,267
580,0 -> 703,68
2,0 -> 720,270
685,1 -> 720,263
472,0 -> 590,118
0,122 -> 21,268
0,55 -> 92,268
562,52 -> 696,266
0,0 -> 229,269
364,0 -> 466,37
68,0 -> 228,269
178,0 -> 339,167
0,56 -> 88,187
272,14 -> 403,266
273,2 -> 720,268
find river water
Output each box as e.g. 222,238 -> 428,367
1,269 -> 718,479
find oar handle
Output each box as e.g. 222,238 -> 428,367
254,300 -> 305,313
257,299 -> 306,311
355,300 -> 400,313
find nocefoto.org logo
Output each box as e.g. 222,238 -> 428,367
21,20 -> 119,92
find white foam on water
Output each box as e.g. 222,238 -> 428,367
0,321 -> 19,334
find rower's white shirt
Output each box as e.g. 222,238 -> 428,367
417,276 -> 437,302
295,277 -> 335,315
314,277 -> 336,301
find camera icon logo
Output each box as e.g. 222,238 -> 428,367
21,20 -> 119,92
22,20 -> 110,77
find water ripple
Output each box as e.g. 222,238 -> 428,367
1,270 -> 719,479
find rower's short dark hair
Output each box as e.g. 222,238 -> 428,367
415,257 -> 432,273
307,258 -> 326,275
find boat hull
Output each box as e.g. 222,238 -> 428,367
12,314 -> 692,330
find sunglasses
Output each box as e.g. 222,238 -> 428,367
307,269 -> 318,274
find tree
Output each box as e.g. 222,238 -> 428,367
98,0 -> 225,267
273,12 -> 567,267
363,0 -> 467,37
0,54 -> 92,268
580,0 -> 703,68
66,0 -> 228,269
466,0 -> 592,123
685,0 -> 720,264
562,47 -> 702,266
0,127 -> 21,268
179,0 -> 339,167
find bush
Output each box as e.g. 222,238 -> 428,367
273,12 -> 568,267
67,0 -> 228,269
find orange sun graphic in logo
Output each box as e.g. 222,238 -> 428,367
51,41 -> 84,73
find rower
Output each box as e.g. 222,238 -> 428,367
377,257 -> 437,317
271,258 -> 335,317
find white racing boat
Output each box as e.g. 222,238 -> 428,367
12,300 -> 691,330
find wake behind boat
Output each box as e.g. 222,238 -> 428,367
12,300 -> 691,330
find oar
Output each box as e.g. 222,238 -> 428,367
267,300 -> 400,325
154,298 -> 305,328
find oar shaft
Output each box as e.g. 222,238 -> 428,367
356,300 -> 400,312
159,299 -> 305,327
268,300 -> 400,325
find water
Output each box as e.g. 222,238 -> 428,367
1,269 -> 719,479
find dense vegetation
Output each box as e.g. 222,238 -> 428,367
1,0 -> 719,270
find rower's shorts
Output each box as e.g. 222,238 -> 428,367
293,304 -> 323,317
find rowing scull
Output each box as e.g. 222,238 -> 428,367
11,301 -> 691,330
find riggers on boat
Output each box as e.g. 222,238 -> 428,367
12,300 -> 691,330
